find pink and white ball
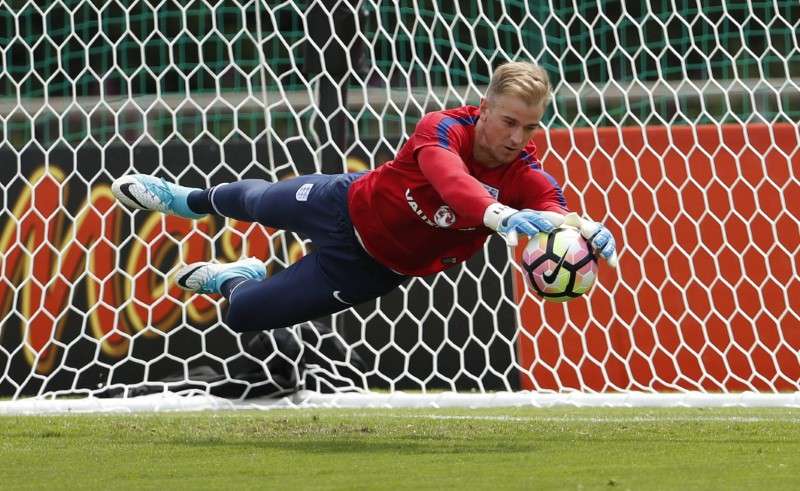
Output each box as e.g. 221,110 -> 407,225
521,227 -> 598,302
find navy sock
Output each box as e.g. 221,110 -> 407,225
220,277 -> 249,300
187,188 -> 214,214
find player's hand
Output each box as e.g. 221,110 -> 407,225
498,210 -> 562,246
568,213 -> 618,268
483,203 -> 564,246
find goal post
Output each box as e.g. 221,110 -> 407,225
0,0 -> 799,411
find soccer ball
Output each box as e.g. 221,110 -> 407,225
521,227 -> 598,302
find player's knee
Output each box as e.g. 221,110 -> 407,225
224,302 -> 257,332
224,301 -> 283,332
242,180 -> 271,217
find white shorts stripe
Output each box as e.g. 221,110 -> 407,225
209,185 -> 224,215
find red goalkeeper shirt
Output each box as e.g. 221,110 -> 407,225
347,105 -> 568,276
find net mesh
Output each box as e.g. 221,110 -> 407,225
0,0 -> 798,399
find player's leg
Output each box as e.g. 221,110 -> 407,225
176,251 -> 406,332
111,173 -> 316,226
112,172 -> 355,241
190,173 -> 352,239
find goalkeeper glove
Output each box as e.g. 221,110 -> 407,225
562,212 -> 618,268
483,203 -> 565,246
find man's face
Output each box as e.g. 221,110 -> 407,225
475,94 -> 545,167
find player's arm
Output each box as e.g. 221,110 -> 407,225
417,146 -> 494,224
417,146 -> 563,242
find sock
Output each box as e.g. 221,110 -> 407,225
187,188 -> 215,214
220,277 -> 249,300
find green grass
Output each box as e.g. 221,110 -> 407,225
1,407 -> 799,490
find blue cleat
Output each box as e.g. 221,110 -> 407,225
112,174 -> 205,219
174,257 -> 267,295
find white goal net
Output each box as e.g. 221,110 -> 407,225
1,0 -> 799,411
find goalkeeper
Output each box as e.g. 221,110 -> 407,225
112,61 -> 617,333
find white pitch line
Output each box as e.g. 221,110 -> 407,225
351,413 -> 800,424
103,410 -> 800,425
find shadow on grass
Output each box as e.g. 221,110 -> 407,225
165,436 -> 541,455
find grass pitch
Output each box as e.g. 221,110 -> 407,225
1,407 -> 799,490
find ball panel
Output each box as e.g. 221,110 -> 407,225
520,226 -> 599,302
549,228 -> 573,257
574,268 -> 597,294
523,232 -> 550,265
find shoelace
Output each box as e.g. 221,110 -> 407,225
188,267 -> 214,293
142,178 -> 174,208
201,270 -> 218,293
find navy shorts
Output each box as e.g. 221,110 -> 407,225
209,173 -> 407,332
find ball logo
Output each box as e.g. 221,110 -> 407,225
542,249 -> 569,284
434,205 -> 456,228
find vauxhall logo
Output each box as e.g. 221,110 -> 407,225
405,188 -> 459,228
405,188 -> 437,227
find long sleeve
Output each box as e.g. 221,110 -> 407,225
417,146 -> 497,227
512,164 -> 570,214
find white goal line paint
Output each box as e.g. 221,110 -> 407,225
356,414 -> 800,424
2,391 -> 800,415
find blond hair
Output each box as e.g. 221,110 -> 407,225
485,61 -> 551,107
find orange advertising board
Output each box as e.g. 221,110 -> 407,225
515,123 -> 800,391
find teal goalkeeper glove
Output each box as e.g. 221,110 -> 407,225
483,203 -> 565,247
563,212 -> 618,268
484,205 -> 619,268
